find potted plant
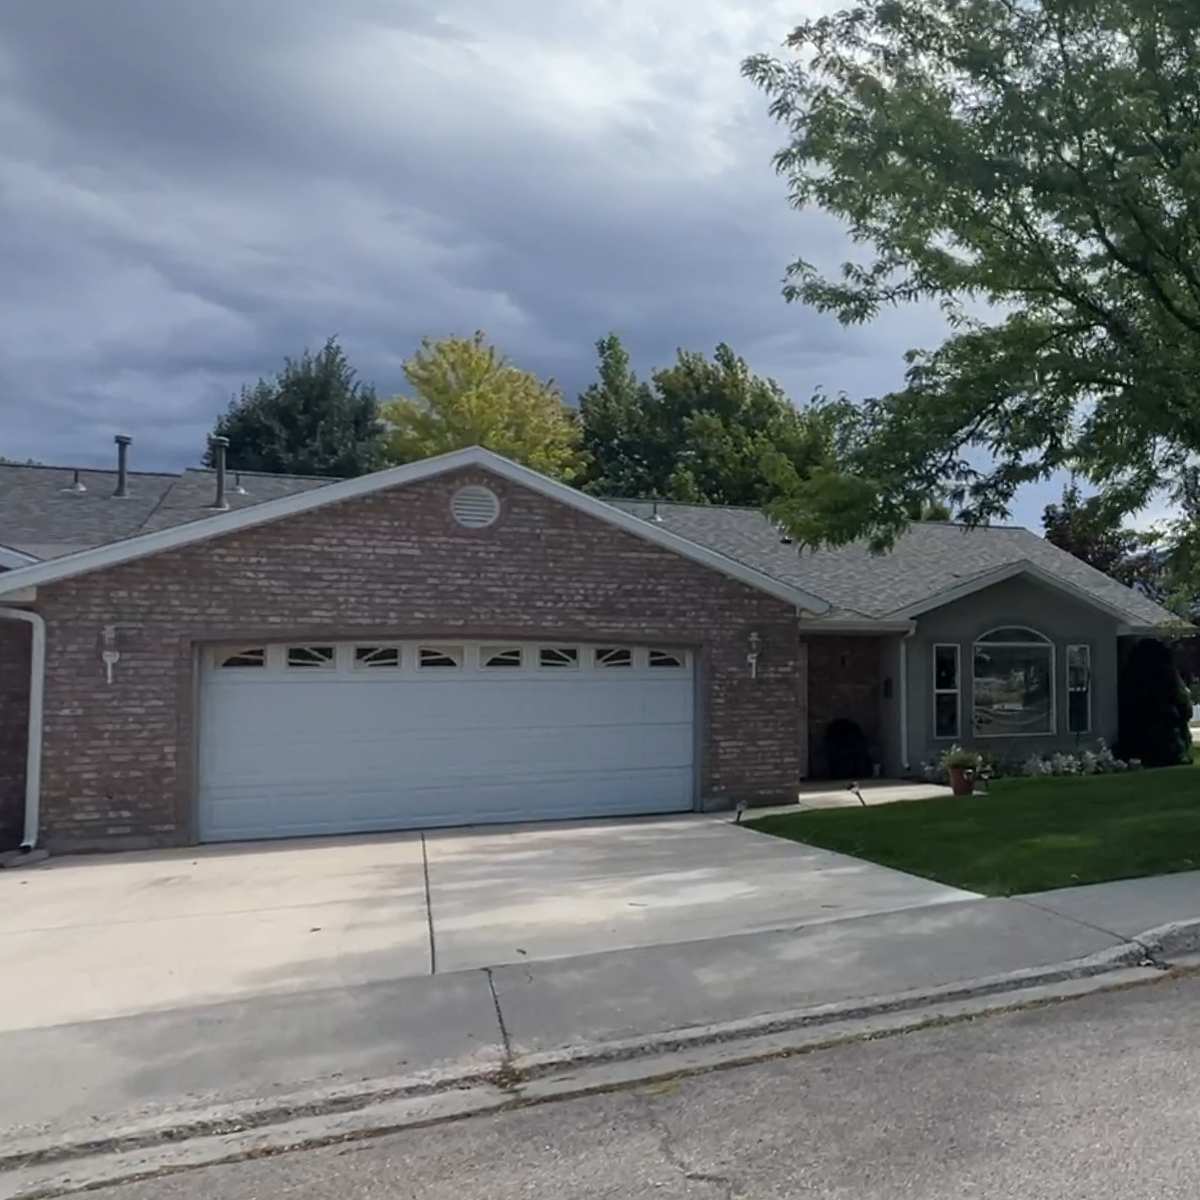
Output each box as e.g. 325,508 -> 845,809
942,746 -> 980,797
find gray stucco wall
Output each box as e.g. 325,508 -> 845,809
906,576 -> 1120,770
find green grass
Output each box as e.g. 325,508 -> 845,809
747,760 -> 1200,896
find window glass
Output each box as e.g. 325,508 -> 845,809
220,647 -> 265,668
595,647 -> 633,668
1067,644 -> 1091,733
973,643 -> 1053,735
648,649 -> 685,669
539,646 -> 579,668
419,646 -> 462,669
354,646 -> 401,669
287,645 -> 335,669
933,645 -> 960,738
482,647 -> 523,668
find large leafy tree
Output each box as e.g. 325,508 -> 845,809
1042,482 -> 1150,585
579,334 -> 844,506
383,333 -> 583,480
744,0 -> 1200,547
210,337 -> 384,477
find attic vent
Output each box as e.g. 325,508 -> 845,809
451,484 -> 500,529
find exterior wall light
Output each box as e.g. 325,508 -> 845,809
101,624 -> 120,684
747,631 -> 762,679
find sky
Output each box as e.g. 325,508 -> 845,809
0,0 -> 1088,529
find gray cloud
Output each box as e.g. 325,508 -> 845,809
0,0 -> 1061,526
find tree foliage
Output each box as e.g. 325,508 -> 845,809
210,337 -> 384,477
744,0 -> 1200,547
578,334 -> 844,506
383,333 -> 583,480
1117,637 -> 1193,766
1042,481 -> 1153,587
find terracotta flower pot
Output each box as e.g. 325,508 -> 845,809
948,765 -> 975,797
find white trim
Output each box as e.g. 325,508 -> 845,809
891,559 -> 1140,625
970,629 -> 1057,739
1066,643 -> 1092,735
0,607 -> 45,849
931,643 -> 961,740
0,545 -> 38,570
0,447 -> 831,613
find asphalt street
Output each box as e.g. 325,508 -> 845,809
88,970 -> 1200,1199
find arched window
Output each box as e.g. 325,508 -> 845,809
973,627 -> 1055,737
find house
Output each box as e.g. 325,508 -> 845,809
0,438 -> 1177,853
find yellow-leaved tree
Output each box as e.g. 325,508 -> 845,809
383,333 -> 584,480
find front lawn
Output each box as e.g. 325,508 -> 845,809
747,760 -> 1200,896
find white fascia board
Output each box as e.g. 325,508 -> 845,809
0,447 -> 832,613
891,559 -> 1139,625
0,544 -> 38,570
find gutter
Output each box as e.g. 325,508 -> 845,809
0,607 -> 46,851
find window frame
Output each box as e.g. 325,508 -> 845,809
418,645 -> 464,671
285,644 -> 337,670
971,627 -> 1057,739
217,646 -> 267,669
594,646 -> 633,669
480,645 -> 524,669
931,643 -> 961,740
353,645 -> 403,670
1066,643 -> 1092,734
538,645 -> 580,670
647,648 -> 687,670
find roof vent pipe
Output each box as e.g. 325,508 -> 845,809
113,435 -> 131,498
62,469 -> 87,495
208,436 -> 230,510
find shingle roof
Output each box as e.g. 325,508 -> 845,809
0,457 -> 1174,627
0,463 -> 332,558
608,500 -> 1175,628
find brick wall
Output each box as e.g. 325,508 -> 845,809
804,636 -> 883,778
31,468 -> 807,849
0,620 -> 31,848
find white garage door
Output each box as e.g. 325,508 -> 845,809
197,639 -> 695,842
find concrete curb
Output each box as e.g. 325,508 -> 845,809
4,919 -> 1200,1199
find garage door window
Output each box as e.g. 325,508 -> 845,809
287,645 -> 336,669
219,647 -> 266,669
354,646 -> 402,669
648,649 -> 685,669
539,646 -> 579,668
482,646 -> 523,668
419,646 -> 463,669
595,647 -> 632,668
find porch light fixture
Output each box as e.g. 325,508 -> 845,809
747,630 -> 762,680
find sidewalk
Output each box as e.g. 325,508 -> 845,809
5,870 -> 1199,1163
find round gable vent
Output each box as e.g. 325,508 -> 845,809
451,484 -> 500,528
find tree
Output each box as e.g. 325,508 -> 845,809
1042,482 -> 1149,584
744,1 -> 1200,548
383,333 -> 583,480
1117,637 -> 1193,766
578,335 -> 844,506
210,337 -> 384,477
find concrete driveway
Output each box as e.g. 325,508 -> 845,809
0,814 -> 973,1031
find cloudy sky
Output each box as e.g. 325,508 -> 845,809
1,0 -> 1072,527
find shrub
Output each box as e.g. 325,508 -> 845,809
1118,638 -> 1193,767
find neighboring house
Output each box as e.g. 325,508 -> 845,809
0,439 -> 1178,853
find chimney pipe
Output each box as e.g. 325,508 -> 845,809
208,436 -> 230,510
113,435 -> 132,498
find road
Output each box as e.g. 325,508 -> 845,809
90,972 -> 1200,1199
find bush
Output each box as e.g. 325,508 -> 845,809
1118,638 -> 1194,767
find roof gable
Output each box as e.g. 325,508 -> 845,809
0,448 -> 832,614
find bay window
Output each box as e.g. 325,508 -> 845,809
972,627 -> 1054,737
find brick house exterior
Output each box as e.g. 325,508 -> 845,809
0,445 -> 1180,853
4,468 -> 811,851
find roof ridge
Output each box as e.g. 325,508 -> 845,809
0,462 -> 181,479
183,466 -> 341,482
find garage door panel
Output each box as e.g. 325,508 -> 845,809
198,640 -> 696,841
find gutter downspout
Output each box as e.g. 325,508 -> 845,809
898,625 -> 916,774
0,607 -> 45,851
